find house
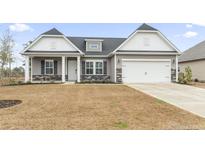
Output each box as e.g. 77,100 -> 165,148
21,23 -> 180,83
179,40 -> 205,81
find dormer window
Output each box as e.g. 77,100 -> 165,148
89,43 -> 99,49
85,39 -> 103,52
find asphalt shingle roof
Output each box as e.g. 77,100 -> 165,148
179,40 -> 205,62
137,23 -> 158,31
25,24 -> 177,56
42,28 -> 63,35
68,37 -> 126,55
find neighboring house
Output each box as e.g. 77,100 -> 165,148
179,41 -> 205,81
22,23 -> 180,83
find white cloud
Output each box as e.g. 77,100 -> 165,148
9,23 -> 33,32
183,31 -> 198,38
193,23 -> 205,27
186,24 -> 192,28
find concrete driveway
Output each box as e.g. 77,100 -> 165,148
128,83 -> 205,118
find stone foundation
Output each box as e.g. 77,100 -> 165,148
81,75 -> 110,83
32,75 -> 62,81
116,68 -> 122,83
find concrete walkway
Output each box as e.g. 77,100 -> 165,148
128,83 -> 205,118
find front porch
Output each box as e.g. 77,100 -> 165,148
25,56 -> 81,83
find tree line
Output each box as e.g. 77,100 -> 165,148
0,30 -> 24,79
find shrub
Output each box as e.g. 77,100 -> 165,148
26,81 -> 31,84
178,66 -> 192,84
178,72 -> 185,84
8,78 -> 17,85
184,66 -> 192,83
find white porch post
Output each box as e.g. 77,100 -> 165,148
175,55 -> 178,82
30,57 -> 33,82
77,56 -> 80,82
25,56 -> 30,82
114,54 -> 117,83
62,56 -> 65,82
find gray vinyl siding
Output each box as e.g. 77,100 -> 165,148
110,56 -> 115,82
32,57 -> 62,75
179,60 -> 205,81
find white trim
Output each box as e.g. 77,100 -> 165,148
44,59 -> 54,75
95,61 -> 104,75
86,41 -> 102,52
84,55 -> 108,57
115,52 -> 180,55
176,55 -> 178,82
85,61 -> 94,75
22,35 -> 43,53
122,59 -> 171,62
85,60 -> 104,75
22,35 -> 84,54
31,57 -> 33,82
22,52 -> 82,55
85,59 -> 104,62
109,29 -> 181,56
21,53 -> 80,57
25,56 -> 29,82
156,31 -> 181,53
62,35 -> 84,54
114,54 -> 117,83
84,39 -> 104,42
62,56 -> 65,82
77,56 -> 80,82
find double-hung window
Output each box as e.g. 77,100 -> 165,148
45,60 -> 54,75
85,60 -> 103,75
85,61 -> 94,75
95,62 -> 103,75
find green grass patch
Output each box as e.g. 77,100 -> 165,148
115,121 -> 128,129
156,99 -> 167,104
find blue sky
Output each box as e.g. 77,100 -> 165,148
1,23 -> 205,67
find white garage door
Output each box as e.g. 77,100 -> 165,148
122,59 -> 171,83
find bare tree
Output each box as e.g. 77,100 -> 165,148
0,29 -> 15,78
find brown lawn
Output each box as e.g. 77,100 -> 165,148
0,84 -> 205,130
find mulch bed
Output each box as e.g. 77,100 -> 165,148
0,100 -> 22,109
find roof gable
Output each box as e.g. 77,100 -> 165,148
29,36 -> 78,52
119,31 -> 176,51
111,23 -> 180,55
23,28 -> 84,54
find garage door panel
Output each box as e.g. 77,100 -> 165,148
122,60 -> 171,83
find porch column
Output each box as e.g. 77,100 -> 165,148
30,57 -> 33,82
25,56 -> 29,82
62,56 -> 65,82
77,56 -> 80,82
175,55 -> 178,82
114,54 -> 117,83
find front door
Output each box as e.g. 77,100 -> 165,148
68,60 -> 77,81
